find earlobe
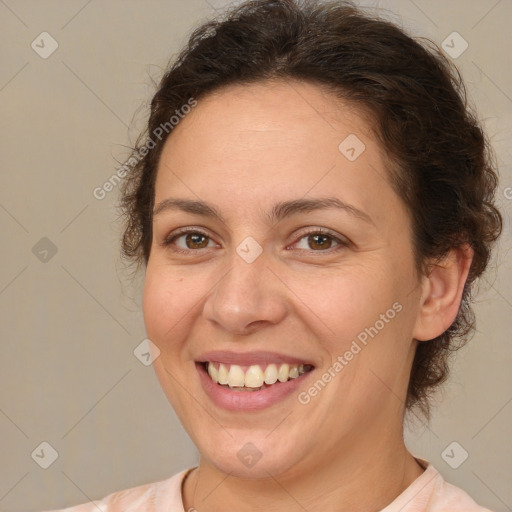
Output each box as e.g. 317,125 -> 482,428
412,244 -> 474,342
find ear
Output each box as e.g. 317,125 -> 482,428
412,244 -> 474,342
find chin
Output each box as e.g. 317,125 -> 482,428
194,428 -> 310,479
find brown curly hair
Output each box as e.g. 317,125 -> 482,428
119,0 -> 502,419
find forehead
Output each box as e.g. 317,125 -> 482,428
162,79 -> 372,152
153,79 -> 399,226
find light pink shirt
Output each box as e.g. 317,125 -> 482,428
43,459 -> 493,512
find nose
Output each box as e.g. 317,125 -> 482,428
202,245 -> 289,336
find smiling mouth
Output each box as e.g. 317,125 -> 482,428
200,361 -> 315,392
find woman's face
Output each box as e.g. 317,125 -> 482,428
143,80 -> 424,478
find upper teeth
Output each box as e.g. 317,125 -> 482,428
207,362 -> 306,388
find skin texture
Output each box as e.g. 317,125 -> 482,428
142,79 -> 473,512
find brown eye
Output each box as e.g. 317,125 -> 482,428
307,233 -> 334,250
184,232 -> 210,249
163,229 -> 216,253
293,229 -> 347,252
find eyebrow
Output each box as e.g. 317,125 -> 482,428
153,196 -> 374,226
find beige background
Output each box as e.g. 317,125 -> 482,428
0,0 -> 510,511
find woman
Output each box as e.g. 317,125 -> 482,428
46,0 -> 502,510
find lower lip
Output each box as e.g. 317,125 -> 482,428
196,363 -> 313,411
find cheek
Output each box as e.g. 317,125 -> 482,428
142,263 -> 192,347
312,265 -> 413,386
142,275 -> 168,339
301,264 -> 400,344
142,266 -> 197,410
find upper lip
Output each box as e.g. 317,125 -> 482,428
196,350 -> 314,366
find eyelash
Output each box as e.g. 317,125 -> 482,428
161,227 -> 349,255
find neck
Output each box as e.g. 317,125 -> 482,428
182,425 -> 425,512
